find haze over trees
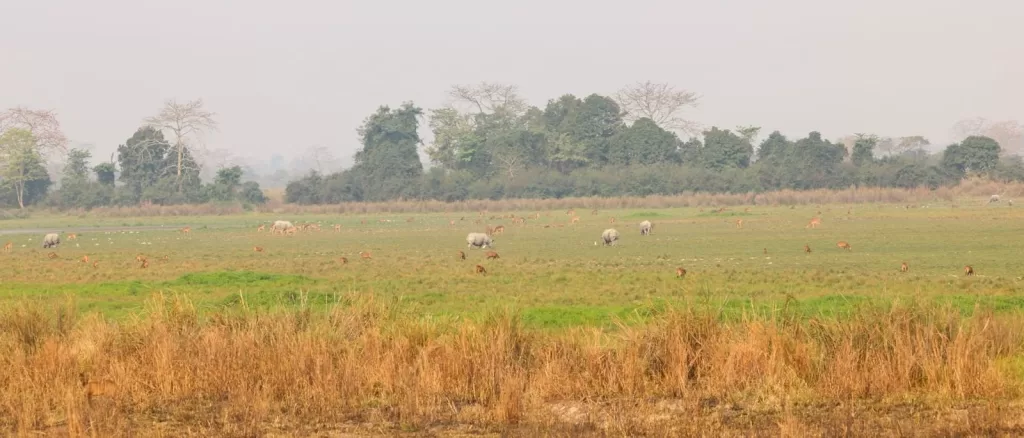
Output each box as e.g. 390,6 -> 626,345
1,82 -> 1022,211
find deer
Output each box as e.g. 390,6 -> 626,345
676,267 -> 687,278
79,372 -> 116,405
67,233 -> 78,240
591,209 -> 598,215
339,257 -> 348,264
475,264 -> 487,275
493,225 -> 505,234
566,209 -> 575,216
285,226 -> 297,236
449,220 -> 456,227
81,255 -> 89,263
253,246 -> 264,252
806,217 -> 821,229
570,216 -> 580,225
735,219 -> 743,229
458,250 -> 466,260
763,248 -> 768,255
334,224 -> 342,232
181,227 -> 191,236
3,242 -> 11,253
609,217 -> 616,224
360,251 -> 372,260
136,254 -> 147,262
964,265 -> 974,276
92,261 -> 99,268
140,259 -> 149,268
257,224 -> 266,232
486,251 -> 500,260
804,244 -> 812,253
901,262 -> 909,273
837,241 -> 851,251
47,252 -> 59,259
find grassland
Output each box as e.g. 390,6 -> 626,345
3,199 -> 1024,436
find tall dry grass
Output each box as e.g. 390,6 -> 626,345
31,178 -> 1024,219
1,295 -> 1023,435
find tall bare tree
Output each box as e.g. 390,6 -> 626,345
953,118 -> 1023,155
615,81 -> 701,134
0,107 -> 69,157
144,99 -> 218,192
447,82 -> 527,115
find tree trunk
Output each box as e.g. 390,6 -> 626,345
177,142 -> 183,193
15,182 -> 24,209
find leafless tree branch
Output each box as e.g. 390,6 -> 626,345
615,81 -> 702,134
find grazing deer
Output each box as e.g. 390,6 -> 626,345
676,267 -> 687,278
609,217 -> 616,224
486,251 -> 500,260
67,233 -> 77,240
837,241 -> 851,251
257,224 -> 266,232
360,251 -> 372,260
253,246 -> 264,252
339,257 -> 348,264
570,216 -> 580,225
181,227 -> 191,236
458,250 -> 466,260
3,242 -> 11,253
735,219 -> 743,229
48,252 -> 58,259
475,264 -> 487,275
449,220 -> 456,227
964,265 -> 974,276
493,225 -> 505,234
901,262 -> 909,273
806,217 -> 821,229
136,254 -> 147,262
140,259 -> 149,268
92,261 -> 99,268
81,255 -> 89,263
804,244 -> 812,253
79,372 -> 116,405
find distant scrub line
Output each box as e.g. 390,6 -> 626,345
0,294 -> 1022,434
7,177 -> 1022,218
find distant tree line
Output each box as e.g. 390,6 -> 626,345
285,83 -> 1024,204
0,102 -> 267,212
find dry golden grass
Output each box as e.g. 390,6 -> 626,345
3,295 -> 1024,436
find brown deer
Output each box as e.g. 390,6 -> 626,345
79,372 -> 116,405
964,265 -> 974,276
339,257 -> 348,264
804,244 -> 812,253
609,217 -> 616,224
458,250 -> 466,260
735,219 -> 743,229
566,209 -> 575,216
900,262 -> 909,273
449,220 -> 456,227
253,246 -> 264,252
676,267 -> 687,278
67,233 -> 78,240
570,216 -> 580,225
181,227 -> 191,235
81,255 -> 89,263
140,259 -> 149,268
486,226 -> 495,235
493,225 -> 505,234
486,251 -> 500,260
591,209 -> 598,215
3,242 -> 11,253
136,254 -> 147,262
285,226 -> 297,236
837,241 -> 851,251
257,224 -> 266,232
806,217 -> 821,229
763,248 -> 767,255
47,252 -> 58,259
161,255 -> 169,262
360,251 -> 372,260
334,224 -> 342,232
475,264 -> 487,275
92,261 -> 99,268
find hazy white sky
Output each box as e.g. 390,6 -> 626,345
2,0 -> 1021,169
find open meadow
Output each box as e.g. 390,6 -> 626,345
3,198 -> 1024,436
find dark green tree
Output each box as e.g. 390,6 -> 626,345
117,126 -> 171,203
701,127 -> 753,169
351,102 -> 425,201
941,135 -> 1001,176
93,163 -> 116,186
851,134 -> 878,166
607,118 -> 679,165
